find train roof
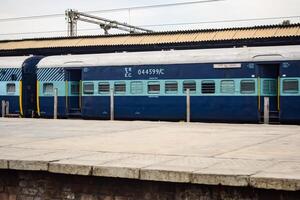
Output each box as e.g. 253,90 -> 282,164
0,56 -> 31,69
37,45 -> 300,68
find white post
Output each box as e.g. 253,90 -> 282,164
1,100 -> 5,118
54,88 -> 58,119
264,97 -> 269,124
5,101 -> 9,116
110,88 -> 114,121
186,89 -> 190,123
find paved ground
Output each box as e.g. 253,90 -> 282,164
0,118 -> 299,191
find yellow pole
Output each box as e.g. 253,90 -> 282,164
19,81 -> 23,117
36,80 -> 40,116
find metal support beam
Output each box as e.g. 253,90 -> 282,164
65,9 -> 153,36
66,9 -> 78,37
264,97 -> 269,124
110,88 -> 114,121
186,89 -> 190,123
1,100 -> 5,118
5,101 -> 9,116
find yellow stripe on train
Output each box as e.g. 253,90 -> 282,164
36,80 -> 40,116
19,80 -> 23,117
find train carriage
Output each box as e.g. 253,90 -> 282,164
0,56 -> 41,117
279,61 -> 300,123
0,57 -> 25,116
36,66 -> 67,118
36,45 -> 300,123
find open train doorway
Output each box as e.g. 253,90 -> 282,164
66,69 -> 82,117
22,57 -> 43,117
258,63 -> 280,123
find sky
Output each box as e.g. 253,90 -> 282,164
0,0 -> 299,40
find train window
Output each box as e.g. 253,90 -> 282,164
183,81 -> 196,93
43,83 -> 53,95
240,80 -> 255,94
83,82 -> 94,94
131,81 -> 143,94
114,82 -> 126,93
6,83 -> 16,93
165,81 -> 178,94
201,81 -> 215,94
221,80 -> 235,94
71,84 -> 79,95
263,80 -> 277,95
283,79 -> 299,93
98,82 -> 110,94
148,82 -> 160,94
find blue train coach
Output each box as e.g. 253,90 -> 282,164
0,56 -> 42,117
36,45 -> 300,123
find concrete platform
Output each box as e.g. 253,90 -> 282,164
0,118 -> 299,191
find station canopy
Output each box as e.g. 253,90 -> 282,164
0,23 -> 300,51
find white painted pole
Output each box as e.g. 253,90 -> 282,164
110,88 -> 114,121
54,88 -> 58,119
1,100 -> 5,118
5,101 -> 9,116
264,97 -> 269,124
186,89 -> 190,123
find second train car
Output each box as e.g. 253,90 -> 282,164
34,45 -> 300,123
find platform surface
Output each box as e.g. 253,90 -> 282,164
0,118 -> 299,191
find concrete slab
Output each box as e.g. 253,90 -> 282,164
192,159 -> 275,187
0,118 -> 300,191
49,161 -> 92,176
140,157 -> 220,183
9,160 -> 49,171
218,133 -> 300,161
250,161 -> 300,191
49,152 -> 135,176
93,154 -> 181,179
0,159 -> 8,169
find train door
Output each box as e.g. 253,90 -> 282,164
258,64 -> 280,122
22,57 -> 43,117
66,69 -> 82,117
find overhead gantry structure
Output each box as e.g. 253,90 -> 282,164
65,9 -> 154,36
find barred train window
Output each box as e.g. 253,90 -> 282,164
148,81 -> 160,94
131,81 -> 143,94
221,80 -> 235,94
43,83 -> 53,94
6,83 -> 16,93
240,80 -> 255,94
114,82 -> 126,93
183,81 -> 196,93
263,80 -> 277,95
83,82 -> 94,94
98,82 -> 110,93
165,81 -> 178,94
201,81 -> 215,94
283,79 -> 299,94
